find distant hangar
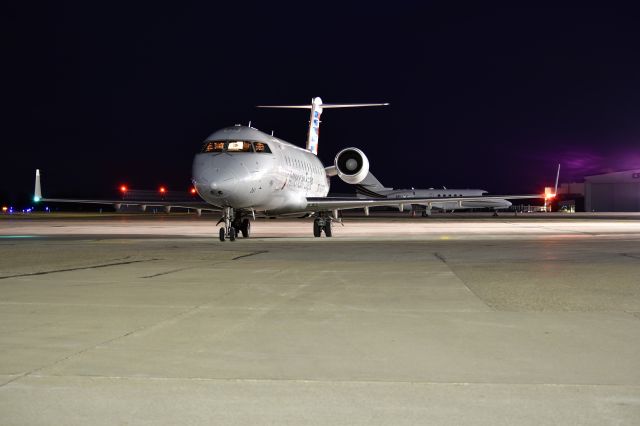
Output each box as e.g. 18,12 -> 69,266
585,169 -> 640,212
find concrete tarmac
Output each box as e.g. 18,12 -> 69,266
0,214 -> 639,425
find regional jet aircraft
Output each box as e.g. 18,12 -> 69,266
355,173 -> 512,216
34,97 -> 542,240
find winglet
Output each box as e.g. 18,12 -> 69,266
33,169 -> 42,202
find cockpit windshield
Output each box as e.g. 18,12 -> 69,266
201,140 -> 272,154
227,141 -> 253,152
202,141 -> 225,153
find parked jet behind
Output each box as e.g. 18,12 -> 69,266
34,97 -> 542,240
355,173 -> 512,216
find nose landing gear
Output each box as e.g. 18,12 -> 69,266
218,207 -> 237,241
218,207 -> 251,241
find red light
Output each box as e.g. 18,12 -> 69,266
159,186 -> 166,194
120,185 -> 128,193
544,187 -> 555,200
190,187 -> 197,195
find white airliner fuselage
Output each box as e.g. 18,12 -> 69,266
193,125 -> 329,215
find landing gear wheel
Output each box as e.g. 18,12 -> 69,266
324,223 -> 332,237
228,227 -> 236,241
219,228 -> 225,241
241,219 -> 251,238
313,220 -> 321,237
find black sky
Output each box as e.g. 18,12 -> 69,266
2,3 -> 640,204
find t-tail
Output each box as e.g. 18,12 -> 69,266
257,97 -> 388,155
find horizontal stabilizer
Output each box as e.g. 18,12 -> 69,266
257,97 -> 389,156
257,103 -> 389,109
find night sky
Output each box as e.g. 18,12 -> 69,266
3,3 -> 640,205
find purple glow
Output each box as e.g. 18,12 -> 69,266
534,146 -> 640,182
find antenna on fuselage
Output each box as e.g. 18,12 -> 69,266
257,97 -> 388,155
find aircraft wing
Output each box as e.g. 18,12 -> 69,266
305,194 -> 542,211
38,198 -> 221,212
33,170 -> 221,212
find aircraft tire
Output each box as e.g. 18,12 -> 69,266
219,228 -> 225,241
229,227 -> 236,241
313,220 -> 321,237
324,224 -> 332,237
241,219 -> 251,238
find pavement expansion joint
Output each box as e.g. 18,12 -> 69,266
619,253 -> 640,260
0,304 -> 208,388
20,374 -> 640,389
0,258 -> 162,280
140,267 -> 195,279
231,250 -> 269,260
433,252 -> 448,263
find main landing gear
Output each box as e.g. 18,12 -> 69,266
313,213 -> 332,238
218,207 -> 251,241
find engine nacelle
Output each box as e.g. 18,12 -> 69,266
334,147 -> 370,184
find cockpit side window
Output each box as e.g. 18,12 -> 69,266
253,142 -> 271,153
202,141 -> 225,153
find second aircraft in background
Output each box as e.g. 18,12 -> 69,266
354,173 -> 512,216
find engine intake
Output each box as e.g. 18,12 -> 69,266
334,147 -> 370,184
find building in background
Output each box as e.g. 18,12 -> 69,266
555,182 -> 585,212
584,169 -> 640,212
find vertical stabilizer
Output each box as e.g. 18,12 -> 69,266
257,97 -> 388,155
307,97 -> 323,155
34,169 -> 42,202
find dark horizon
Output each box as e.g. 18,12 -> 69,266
2,3 -> 640,206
